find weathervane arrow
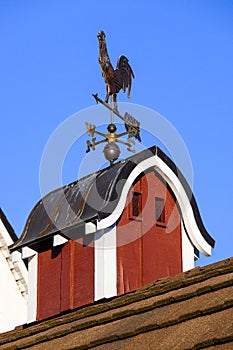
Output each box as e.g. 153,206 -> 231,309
92,93 -> 141,142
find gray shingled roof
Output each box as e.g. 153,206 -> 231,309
0,257 -> 232,349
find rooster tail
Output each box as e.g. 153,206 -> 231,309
127,87 -> 131,98
116,55 -> 134,99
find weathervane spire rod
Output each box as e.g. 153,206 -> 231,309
92,93 -> 125,122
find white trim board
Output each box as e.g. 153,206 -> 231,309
94,226 -> 117,301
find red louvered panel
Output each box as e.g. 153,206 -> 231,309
72,238 -> 94,308
141,171 -> 182,284
117,178 -> 143,295
37,245 -> 62,320
117,234 -> 142,295
37,238 -> 95,320
60,240 -> 74,312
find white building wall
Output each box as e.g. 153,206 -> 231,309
0,217 -> 28,333
0,251 -> 27,332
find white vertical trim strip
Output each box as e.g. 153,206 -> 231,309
27,252 -> 38,323
181,221 -> 194,271
94,226 -> 116,301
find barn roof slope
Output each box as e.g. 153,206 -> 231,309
0,208 -> 18,243
11,146 -> 215,252
0,256 -> 232,350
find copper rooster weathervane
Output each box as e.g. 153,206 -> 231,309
97,30 -> 134,110
85,30 -> 141,165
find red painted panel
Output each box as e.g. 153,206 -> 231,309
141,172 -> 182,284
117,178 -> 143,295
117,170 -> 182,295
142,222 -> 182,284
117,234 -> 142,294
72,238 -> 94,308
60,241 -> 74,312
37,237 -> 94,320
37,244 -> 62,320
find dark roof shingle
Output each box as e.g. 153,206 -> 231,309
0,257 -> 232,350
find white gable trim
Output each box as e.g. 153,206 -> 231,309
88,155 -> 212,256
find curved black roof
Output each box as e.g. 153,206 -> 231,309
11,146 -> 215,251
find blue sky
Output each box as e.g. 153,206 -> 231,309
0,1 -> 232,266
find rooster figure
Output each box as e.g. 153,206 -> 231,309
97,30 -> 134,109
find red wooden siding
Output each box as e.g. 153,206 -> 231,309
117,178 -> 143,294
37,169 -> 183,319
37,243 -> 62,320
60,241 -> 73,312
72,238 -> 94,308
37,238 -> 94,321
117,170 -> 182,295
